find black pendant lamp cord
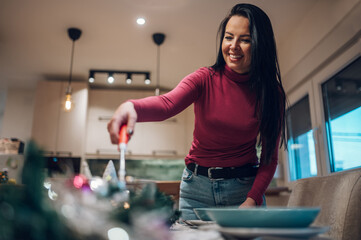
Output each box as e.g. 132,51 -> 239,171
67,40 -> 75,93
156,45 -> 160,89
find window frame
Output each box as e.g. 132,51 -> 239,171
282,38 -> 361,186
283,81 -> 321,186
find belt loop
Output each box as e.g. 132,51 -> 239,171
194,163 -> 198,176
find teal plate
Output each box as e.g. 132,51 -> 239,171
193,208 -> 212,221
205,207 -> 320,228
215,226 -> 330,238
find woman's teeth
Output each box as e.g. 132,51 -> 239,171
230,54 -> 242,59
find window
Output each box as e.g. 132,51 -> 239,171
286,96 -> 317,181
322,56 -> 361,172
283,39 -> 361,182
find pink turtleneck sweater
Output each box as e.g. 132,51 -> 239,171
130,65 -> 279,205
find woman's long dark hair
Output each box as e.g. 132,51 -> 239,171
211,3 -> 286,165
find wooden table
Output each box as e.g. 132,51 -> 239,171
155,180 -> 180,200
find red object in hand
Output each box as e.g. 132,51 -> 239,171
119,125 -> 129,145
118,125 -> 128,184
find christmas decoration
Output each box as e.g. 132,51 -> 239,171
0,169 -> 8,184
0,141 -> 80,240
0,141 -> 180,240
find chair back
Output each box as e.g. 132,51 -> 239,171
287,168 -> 361,240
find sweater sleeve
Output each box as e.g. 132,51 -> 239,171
246,135 -> 280,205
129,68 -> 207,122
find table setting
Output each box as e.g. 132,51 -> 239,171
170,207 -> 331,240
1,134 -> 331,240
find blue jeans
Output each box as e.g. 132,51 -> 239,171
178,167 -> 266,220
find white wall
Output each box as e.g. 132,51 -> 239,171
85,89 -> 194,157
1,88 -> 35,142
278,0 -> 361,93
0,85 -> 195,157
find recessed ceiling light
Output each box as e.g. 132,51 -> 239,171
136,18 -> 145,25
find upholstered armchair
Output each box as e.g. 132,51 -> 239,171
287,168 -> 361,240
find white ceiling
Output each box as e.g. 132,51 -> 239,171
0,0 -> 319,91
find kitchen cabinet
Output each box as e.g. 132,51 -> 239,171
85,89 -> 193,157
31,81 -> 88,157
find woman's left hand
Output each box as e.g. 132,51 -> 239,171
239,197 -> 256,208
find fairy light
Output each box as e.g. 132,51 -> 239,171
123,202 -> 130,209
73,175 -> 84,188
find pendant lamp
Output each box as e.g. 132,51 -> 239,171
64,27 -> 82,111
152,33 -> 165,96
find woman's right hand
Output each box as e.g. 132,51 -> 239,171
107,101 -> 137,144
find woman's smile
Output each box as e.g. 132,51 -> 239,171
229,54 -> 243,60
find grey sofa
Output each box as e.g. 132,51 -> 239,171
287,168 -> 361,240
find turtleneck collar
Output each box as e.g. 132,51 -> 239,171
223,64 -> 250,83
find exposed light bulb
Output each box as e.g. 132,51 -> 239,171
89,77 -> 94,83
136,18 -> 145,25
64,93 -> 72,111
108,75 -> 114,84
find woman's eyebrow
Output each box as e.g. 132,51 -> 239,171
225,32 -> 251,38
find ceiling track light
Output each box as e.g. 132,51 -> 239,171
145,73 -> 151,85
88,70 -> 151,85
88,72 -> 95,83
107,73 -> 114,84
126,73 -> 132,84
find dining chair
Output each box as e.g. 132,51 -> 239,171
287,168 -> 361,240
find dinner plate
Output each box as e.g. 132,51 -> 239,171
214,226 -> 330,239
204,207 -> 320,228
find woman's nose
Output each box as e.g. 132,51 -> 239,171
230,40 -> 240,51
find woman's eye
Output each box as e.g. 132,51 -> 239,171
241,39 -> 251,43
224,36 -> 233,40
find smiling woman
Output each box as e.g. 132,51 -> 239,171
107,3 -> 287,221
